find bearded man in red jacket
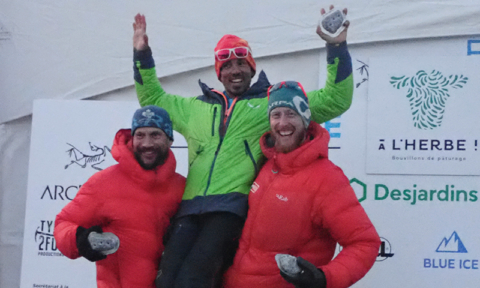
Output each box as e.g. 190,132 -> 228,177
223,81 -> 381,288
54,105 -> 185,288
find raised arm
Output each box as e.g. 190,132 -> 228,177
132,13 -> 192,134
307,5 -> 353,124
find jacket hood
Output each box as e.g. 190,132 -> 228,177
111,129 -> 177,188
260,122 -> 330,174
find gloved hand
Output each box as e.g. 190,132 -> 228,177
76,225 -> 107,262
280,256 -> 327,288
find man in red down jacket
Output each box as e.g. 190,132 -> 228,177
54,105 -> 185,288
224,81 -> 380,288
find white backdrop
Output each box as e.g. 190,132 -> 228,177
2,0 -> 480,124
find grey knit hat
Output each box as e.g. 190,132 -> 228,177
132,105 -> 173,140
267,81 -> 311,128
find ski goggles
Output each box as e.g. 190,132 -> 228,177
215,46 -> 252,62
267,81 -> 308,99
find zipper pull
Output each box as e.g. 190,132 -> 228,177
272,154 -> 279,174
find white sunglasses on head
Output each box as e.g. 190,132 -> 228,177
215,46 -> 252,61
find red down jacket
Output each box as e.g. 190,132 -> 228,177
54,129 -> 185,288
224,123 -> 380,288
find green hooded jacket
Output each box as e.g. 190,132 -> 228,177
133,42 -> 353,218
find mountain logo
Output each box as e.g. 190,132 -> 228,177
436,231 -> 468,253
390,70 -> 468,130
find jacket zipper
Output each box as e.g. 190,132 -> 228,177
212,107 -> 217,136
244,140 -> 258,175
203,138 -> 223,197
203,90 -> 237,197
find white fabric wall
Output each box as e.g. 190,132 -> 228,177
2,0 -> 480,124
0,116 -> 31,288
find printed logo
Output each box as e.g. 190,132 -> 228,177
250,182 -> 260,193
65,142 -> 112,171
143,109 -> 154,118
436,231 -> 468,253
40,184 -> 81,201
323,116 -> 342,150
377,237 -> 395,262
276,194 -> 288,202
348,178 -> 478,205
467,39 -> 480,55
35,220 -> 63,257
390,70 -> 468,130
355,59 -> 369,88
0,21 -> 11,41
350,178 -> 367,202
424,231 -> 478,270
247,102 -> 261,109
292,95 -> 311,121
323,116 -> 341,140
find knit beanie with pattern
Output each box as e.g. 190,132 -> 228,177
131,105 -> 174,140
267,81 -> 311,128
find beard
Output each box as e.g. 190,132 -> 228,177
273,129 -> 306,154
134,146 -> 169,170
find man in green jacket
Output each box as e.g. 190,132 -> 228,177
132,6 -> 353,288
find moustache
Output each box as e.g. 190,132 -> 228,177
137,147 -> 158,153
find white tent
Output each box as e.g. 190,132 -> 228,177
1,1 -> 480,287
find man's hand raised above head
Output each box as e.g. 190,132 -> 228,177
316,5 -> 350,44
133,13 -> 149,51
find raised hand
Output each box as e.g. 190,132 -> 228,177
133,13 -> 149,51
316,5 -> 350,44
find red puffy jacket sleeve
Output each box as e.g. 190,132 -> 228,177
312,167 -> 380,288
54,172 -> 107,259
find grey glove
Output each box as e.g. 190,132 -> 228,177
279,256 -> 326,288
76,226 -> 107,262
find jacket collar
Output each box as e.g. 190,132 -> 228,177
260,123 -> 330,174
198,70 -> 270,100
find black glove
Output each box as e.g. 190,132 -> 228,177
280,256 -> 327,288
76,225 -> 107,262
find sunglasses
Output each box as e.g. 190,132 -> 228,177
267,81 -> 308,99
215,46 -> 252,61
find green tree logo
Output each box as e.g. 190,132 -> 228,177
390,70 -> 468,130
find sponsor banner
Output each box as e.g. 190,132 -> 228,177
319,37 -> 479,288
20,100 -> 188,287
349,178 -> 478,206
366,56 -> 480,175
